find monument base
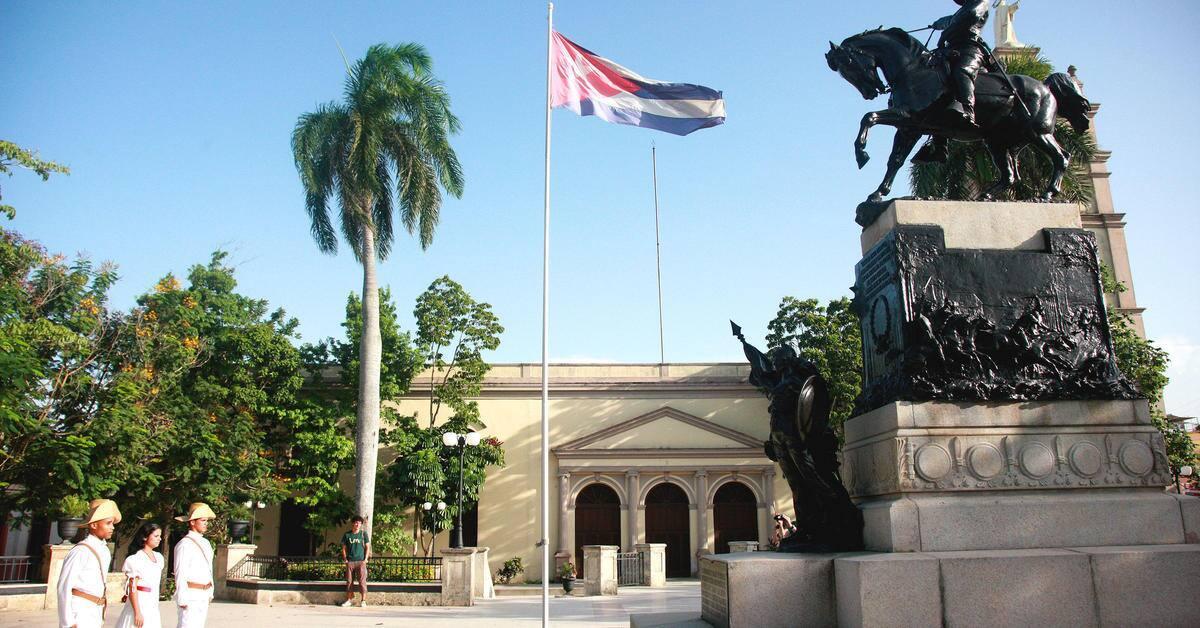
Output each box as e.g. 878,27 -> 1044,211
840,399 -> 1199,552
668,544 -> 1200,628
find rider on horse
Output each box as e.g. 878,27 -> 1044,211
931,0 -> 991,127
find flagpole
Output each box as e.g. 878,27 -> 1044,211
541,2 -> 553,626
651,144 -> 665,364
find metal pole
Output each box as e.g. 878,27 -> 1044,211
454,441 -> 465,548
652,144 -> 665,364
541,3 -> 554,625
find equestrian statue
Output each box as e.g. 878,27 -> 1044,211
826,0 -> 1092,226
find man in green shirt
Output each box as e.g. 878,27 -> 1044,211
340,516 -> 371,607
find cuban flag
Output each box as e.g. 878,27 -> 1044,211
551,32 -> 725,136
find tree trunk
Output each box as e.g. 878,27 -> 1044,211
355,223 -> 383,534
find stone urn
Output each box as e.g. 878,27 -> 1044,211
228,519 -> 251,543
57,518 -> 83,543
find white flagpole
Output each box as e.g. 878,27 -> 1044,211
651,144 -> 665,364
541,2 -> 553,625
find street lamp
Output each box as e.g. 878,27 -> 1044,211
442,431 -> 482,548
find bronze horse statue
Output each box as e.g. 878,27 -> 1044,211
826,28 -> 1091,225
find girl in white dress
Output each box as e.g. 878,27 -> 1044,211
116,523 -> 165,628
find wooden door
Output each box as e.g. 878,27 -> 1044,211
645,483 -> 691,577
574,484 -> 621,575
713,482 -> 758,554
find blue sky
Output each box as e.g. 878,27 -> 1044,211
4,1 -> 1198,416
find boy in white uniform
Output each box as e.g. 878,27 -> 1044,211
57,498 -> 121,628
173,502 -> 216,628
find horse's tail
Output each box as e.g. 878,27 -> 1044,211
1045,73 -> 1091,133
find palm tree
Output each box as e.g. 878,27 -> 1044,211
909,52 -> 1096,204
292,43 -> 464,531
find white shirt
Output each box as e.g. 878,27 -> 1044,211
56,535 -> 111,628
173,531 -> 214,604
122,549 -> 164,594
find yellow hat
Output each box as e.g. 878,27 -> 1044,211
85,499 -> 122,525
175,502 -> 217,522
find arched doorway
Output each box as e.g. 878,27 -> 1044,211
574,483 -> 621,575
645,482 -> 691,577
713,482 -> 758,554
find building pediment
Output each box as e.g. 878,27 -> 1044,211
554,406 -> 762,458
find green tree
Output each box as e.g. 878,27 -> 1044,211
292,43 -> 465,529
379,277 -> 505,553
0,141 -> 70,219
909,52 -> 1096,203
298,287 -> 422,540
413,276 -> 504,428
88,254 -> 310,548
1101,269 -> 1195,472
0,227 -> 123,516
765,297 -> 862,434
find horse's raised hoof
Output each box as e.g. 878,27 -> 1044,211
856,197 -> 891,227
856,149 -> 870,169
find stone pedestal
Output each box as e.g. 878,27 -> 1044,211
842,399 -> 1197,552
440,547 -> 477,606
725,541 -> 758,554
215,543 -> 256,600
669,201 -> 1200,628
582,545 -> 617,596
691,544 -> 1200,628
635,543 -> 666,587
470,546 -> 494,599
41,544 -> 73,610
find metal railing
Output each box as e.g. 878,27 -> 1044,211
227,555 -> 441,583
0,556 -> 32,584
616,551 -> 644,586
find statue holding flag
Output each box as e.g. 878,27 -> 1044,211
731,322 -> 864,552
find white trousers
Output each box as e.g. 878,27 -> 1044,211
176,599 -> 209,628
68,603 -> 104,628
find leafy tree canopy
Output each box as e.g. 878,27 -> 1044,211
765,296 -> 862,435
0,141 -> 70,219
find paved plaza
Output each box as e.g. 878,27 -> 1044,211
3,581 -> 699,627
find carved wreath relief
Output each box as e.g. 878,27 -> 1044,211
851,431 -> 1171,497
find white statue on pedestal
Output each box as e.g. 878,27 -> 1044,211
993,0 -> 1023,48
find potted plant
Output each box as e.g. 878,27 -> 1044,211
53,495 -> 88,543
227,503 -> 252,543
558,562 -> 576,594
496,557 -> 524,584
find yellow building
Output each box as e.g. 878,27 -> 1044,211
258,363 -> 788,581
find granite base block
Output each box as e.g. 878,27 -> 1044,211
1078,544 -> 1200,628
700,552 -> 839,628
834,553 -> 940,627
629,612 -> 713,628
937,549 -> 1096,627
699,544 -> 1200,628
861,490 -> 1190,552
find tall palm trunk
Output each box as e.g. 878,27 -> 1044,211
355,221 -> 383,533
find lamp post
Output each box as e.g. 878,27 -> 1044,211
442,431 -> 482,549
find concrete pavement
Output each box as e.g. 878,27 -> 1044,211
3,580 -> 700,627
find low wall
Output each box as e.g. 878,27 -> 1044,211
0,584 -> 47,611
226,579 -> 442,606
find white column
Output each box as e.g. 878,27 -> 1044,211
557,472 -> 571,559
762,469 -> 776,545
695,471 -> 709,559
626,471 -> 640,549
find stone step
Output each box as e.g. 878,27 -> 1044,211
699,544 -> 1200,627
